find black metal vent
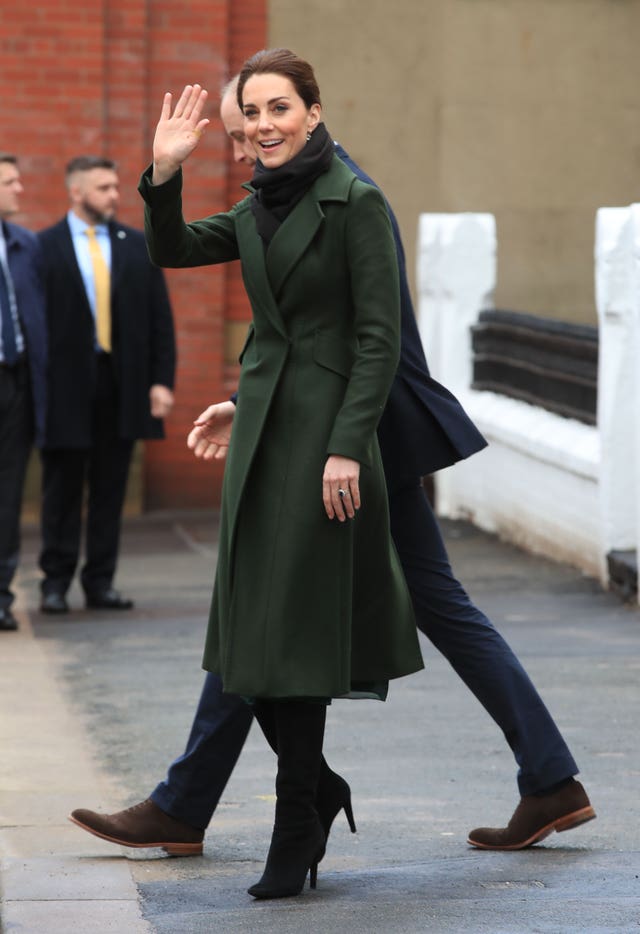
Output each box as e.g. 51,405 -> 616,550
471,310 -> 598,425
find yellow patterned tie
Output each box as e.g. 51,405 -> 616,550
86,226 -> 111,352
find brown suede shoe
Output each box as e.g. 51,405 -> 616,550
468,779 -> 596,850
69,798 -> 204,856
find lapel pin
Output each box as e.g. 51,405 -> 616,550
117,230 -> 126,239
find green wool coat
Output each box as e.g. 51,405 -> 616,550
140,156 -> 423,699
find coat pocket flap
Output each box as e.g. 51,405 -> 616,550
313,331 -> 355,379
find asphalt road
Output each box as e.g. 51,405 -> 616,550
4,512 -> 640,932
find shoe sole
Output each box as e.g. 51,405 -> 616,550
467,805 -> 597,850
67,815 -> 203,856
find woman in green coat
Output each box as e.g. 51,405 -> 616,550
140,49 -> 423,900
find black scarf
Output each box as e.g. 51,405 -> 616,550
249,122 -> 335,245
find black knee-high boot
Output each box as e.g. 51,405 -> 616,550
251,702 -> 357,847
248,700 -> 327,899
316,762 -> 357,839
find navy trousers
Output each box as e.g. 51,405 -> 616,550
151,480 -> 578,830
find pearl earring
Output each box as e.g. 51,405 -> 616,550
306,132 -> 312,141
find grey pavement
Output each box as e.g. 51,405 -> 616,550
1,511 -> 639,933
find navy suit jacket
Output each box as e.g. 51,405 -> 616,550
335,145 -> 487,487
39,217 -> 176,448
3,220 -> 47,447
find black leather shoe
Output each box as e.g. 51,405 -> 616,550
0,608 -> 18,631
85,588 -> 134,610
40,592 -> 70,614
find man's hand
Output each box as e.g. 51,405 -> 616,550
149,384 -> 174,419
187,400 -> 236,461
322,455 -> 361,521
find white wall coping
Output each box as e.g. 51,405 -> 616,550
459,389 -> 600,481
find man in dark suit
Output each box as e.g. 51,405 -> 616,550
69,87 -> 594,852
38,156 -> 176,613
0,153 -> 47,632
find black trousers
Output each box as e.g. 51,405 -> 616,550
0,359 -> 33,609
39,355 -> 134,597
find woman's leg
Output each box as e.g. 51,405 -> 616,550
249,700 -> 327,899
252,701 -> 356,842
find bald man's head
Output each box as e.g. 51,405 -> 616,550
220,77 -> 256,166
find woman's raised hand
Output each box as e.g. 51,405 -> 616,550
152,84 -> 210,185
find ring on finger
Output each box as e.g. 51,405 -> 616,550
338,488 -> 348,498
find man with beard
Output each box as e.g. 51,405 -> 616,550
38,156 -> 176,613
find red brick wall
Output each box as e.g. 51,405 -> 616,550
1,0 -> 265,509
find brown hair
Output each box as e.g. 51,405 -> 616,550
0,153 -> 18,166
65,155 -> 117,179
237,48 -> 321,112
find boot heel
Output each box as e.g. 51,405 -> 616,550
555,805 -> 596,833
317,771 -> 357,843
309,859 -> 319,890
343,796 -> 357,834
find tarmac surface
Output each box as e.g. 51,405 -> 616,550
1,511 -> 639,933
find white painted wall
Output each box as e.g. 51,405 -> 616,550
417,213 -> 496,398
595,208 -> 637,558
633,207 -> 640,594
417,208 -> 640,589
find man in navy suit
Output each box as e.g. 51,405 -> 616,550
0,153 -> 47,632
38,156 -> 176,613
69,83 -> 594,852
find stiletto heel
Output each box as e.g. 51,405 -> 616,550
309,858 -> 319,890
316,769 -> 357,845
342,794 -> 357,833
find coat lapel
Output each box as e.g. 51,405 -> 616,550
109,222 -> 127,293
235,157 -> 356,335
235,201 -> 289,339
266,156 -> 355,299
58,219 -> 93,314
266,196 -> 325,299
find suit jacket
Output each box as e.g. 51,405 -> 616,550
334,145 -> 487,488
38,217 -> 176,449
3,220 -> 47,446
140,155 -> 423,699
